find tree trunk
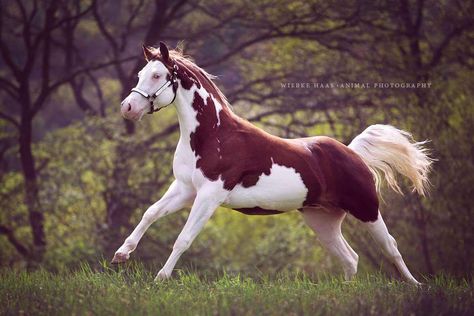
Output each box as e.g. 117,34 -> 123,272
19,110 -> 46,264
414,199 -> 434,275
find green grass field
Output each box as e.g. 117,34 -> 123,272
1,264 -> 472,316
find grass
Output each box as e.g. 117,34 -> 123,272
0,263 -> 473,316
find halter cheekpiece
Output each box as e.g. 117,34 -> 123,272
130,63 -> 179,114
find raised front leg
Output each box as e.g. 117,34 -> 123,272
155,187 -> 224,281
111,180 -> 195,263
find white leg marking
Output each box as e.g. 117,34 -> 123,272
111,180 -> 195,263
155,186 -> 224,281
302,208 -> 359,281
363,211 -> 421,285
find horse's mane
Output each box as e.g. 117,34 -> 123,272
147,46 -> 230,108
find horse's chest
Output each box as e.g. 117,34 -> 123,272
173,138 -> 197,183
173,138 -> 222,188
222,163 -> 308,212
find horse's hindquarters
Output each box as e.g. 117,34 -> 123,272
222,163 -> 308,212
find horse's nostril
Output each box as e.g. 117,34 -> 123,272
127,103 -> 132,112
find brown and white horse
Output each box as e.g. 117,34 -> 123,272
112,42 -> 432,284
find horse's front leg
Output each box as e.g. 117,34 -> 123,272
111,180 -> 195,263
155,187 -> 224,281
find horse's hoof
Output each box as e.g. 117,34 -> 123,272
154,270 -> 171,282
110,252 -> 129,264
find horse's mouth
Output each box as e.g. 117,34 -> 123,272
122,110 -> 145,121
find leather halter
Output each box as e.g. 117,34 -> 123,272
130,63 -> 179,114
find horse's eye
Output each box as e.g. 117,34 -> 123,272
153,73 -> 160,79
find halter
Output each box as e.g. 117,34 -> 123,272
130,63 -> 179,114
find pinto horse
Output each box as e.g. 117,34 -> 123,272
112,42 -> 432,284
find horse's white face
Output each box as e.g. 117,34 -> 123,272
121,60 -> 175,120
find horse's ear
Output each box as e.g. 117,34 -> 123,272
159,41 -> 170,62
142,45 -> 154,61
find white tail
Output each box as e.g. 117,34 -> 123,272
348,124 -> 433,195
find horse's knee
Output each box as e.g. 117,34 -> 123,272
142,208 -> 158,223
173,238 -> 191,252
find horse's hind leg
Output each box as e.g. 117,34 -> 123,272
363,211 -> 420,285
302,207 -> 359,281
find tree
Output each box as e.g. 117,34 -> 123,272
0,0 -> 133,264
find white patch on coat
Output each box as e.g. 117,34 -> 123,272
212,95 -> 223,126
173,82 -> 204,184
174,82 -> 202,135
223,163 -> 308,212
191,169 -> 226,193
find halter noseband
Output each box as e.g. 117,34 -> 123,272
130,63 -> 179,114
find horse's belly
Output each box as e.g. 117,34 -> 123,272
222,163 -> 308,212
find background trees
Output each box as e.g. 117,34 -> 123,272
1,0 -> 473,278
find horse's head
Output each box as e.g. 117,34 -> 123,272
121,42 -> 178,120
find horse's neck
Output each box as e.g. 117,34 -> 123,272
173,88 -> 198,139
174,85 -> 233,141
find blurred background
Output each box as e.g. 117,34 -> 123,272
0,0 -> 473,279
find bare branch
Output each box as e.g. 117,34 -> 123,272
0,77 -> 19,99
0,110 -> 20,128
31,56 -> 137,116
428,20 -> 474,68
0,31 -> 22,81
119,0 -> 146,50
0,224 -> 30,258
92,1 -> 118,51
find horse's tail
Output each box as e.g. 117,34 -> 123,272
348,124 -> 433,196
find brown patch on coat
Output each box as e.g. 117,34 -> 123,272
234,207 -> 285,216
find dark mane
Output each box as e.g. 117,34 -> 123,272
147,47 -> 230,108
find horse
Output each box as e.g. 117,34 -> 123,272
112,42 -> 432,284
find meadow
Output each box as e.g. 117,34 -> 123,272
1,264 -> 472,316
